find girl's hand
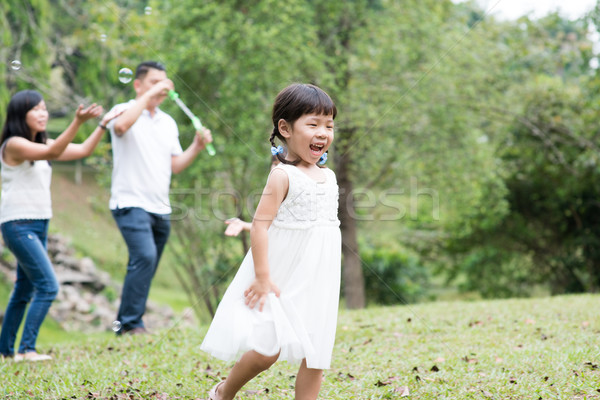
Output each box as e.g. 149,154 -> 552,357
100,107 -> 125,127
75,103 -> 103,123
244,278 -> 280,312
224,218 -> 250,237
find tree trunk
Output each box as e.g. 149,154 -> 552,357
335,131 -> 366,309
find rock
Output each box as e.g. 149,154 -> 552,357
0,233 -> 188,333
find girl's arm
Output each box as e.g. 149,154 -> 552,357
4,104 -> 102,164
244,168 -> 289,311
56,107 -> 124,161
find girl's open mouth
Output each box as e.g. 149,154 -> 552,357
310,143 -> 324,156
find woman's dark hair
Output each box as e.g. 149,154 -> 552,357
270,83 -> 337,165
1,90 -> 47,147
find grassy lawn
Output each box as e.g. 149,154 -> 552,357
1,294 -> 598,399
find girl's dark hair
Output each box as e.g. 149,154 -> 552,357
1,90 -> 47,147
270,83 -> 337,165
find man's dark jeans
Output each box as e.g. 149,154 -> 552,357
111,207 -> 170,333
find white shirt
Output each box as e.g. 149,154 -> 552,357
107,100 -> 183,214
0,142 -> 53,224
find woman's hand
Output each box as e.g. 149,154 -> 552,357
244,278 -> 280,312
75,103 -> 103,123
100,107 -> 125,127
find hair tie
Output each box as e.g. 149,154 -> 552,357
318,152 -> 328,165
271,145 -> 284,156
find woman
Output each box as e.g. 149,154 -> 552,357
0,90 -> 119,361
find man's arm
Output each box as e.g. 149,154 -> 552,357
171,128 -> 213,174
113,79 -> 174,136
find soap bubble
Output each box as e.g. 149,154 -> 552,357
112,320 -> 122,332
118,67 -> 133,84
10,60 -> 22,71
144,6 -> 152,15
100,34 -> 107,42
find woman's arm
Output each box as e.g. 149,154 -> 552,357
56,107 -> 124,161
4,104 -> 102,165
244,168 -> 289,311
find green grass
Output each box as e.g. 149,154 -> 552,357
1,294 -> 599,399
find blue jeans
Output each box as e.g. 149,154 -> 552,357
111,207 -> 170,333
0,219 -> 58,356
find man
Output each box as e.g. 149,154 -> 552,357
107,61 -> 212,335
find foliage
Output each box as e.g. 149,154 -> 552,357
4,0 -> 600,306
361,245 -> 429,305
440,9 -> 600,297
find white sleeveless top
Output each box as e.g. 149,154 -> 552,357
0,141 -> 52,224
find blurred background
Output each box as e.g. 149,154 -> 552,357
2,0 -> 600,326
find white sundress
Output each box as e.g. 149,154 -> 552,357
200,163 -> 341,369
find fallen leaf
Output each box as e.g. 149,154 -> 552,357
430,365 -> 440,372
495,357 -> 503,363
525,318 -> 535,324
395,386 -> 410,396
375,380 -> 392,387
584,362 -> 599,370
362,338 -> 373,345
243,388 -> 269,395
434,357 -> 445,363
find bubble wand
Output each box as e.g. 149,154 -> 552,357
168,90 -> 216,156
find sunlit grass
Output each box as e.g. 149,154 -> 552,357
1,294 -> 598,399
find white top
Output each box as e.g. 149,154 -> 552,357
201,164 -> 341,369
0,141 -> 53,224
107,100 -> 183,214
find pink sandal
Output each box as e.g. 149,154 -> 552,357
208,381 -> 225,400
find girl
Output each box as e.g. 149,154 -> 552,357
0,90 -> 120,362
201,83 -> 340,400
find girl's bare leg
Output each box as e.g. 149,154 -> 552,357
217,350 -> 279,400
295,359 -> 323,400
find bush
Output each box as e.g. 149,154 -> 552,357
360,246 -> 429,305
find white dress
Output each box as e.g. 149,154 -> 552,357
201,164 -> 341,369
